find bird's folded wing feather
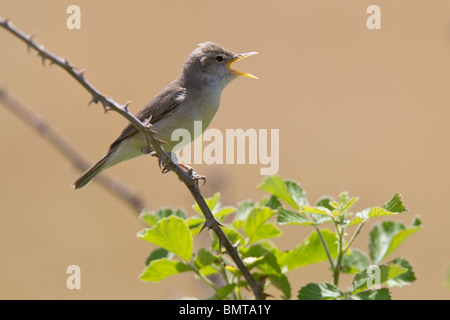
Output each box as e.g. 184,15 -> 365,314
108,83 -> 186,151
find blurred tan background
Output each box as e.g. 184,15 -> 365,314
1,0 -> 449,299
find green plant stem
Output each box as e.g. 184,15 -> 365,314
315,226 -> 335,271
191,265 -> 218,292
343,222 -> 365,254
332,223 -> 345,286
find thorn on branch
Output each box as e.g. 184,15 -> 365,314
123,100 -> 132,113
88,94 -> 99,106
38,51 -> 47,66
144,115 -> 153,127
27,33 -> 36,53
100,99 -> 110,112
155,137 -> 169,146
78,68 -> 86,80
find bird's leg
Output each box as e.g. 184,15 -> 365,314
153,151 -> 206,187
179,162 -> 207,187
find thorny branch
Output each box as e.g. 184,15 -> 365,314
0,17 -> 266,300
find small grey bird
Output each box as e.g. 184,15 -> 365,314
72,42 -> 257,189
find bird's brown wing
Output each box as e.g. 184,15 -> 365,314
108,82 -> 186,151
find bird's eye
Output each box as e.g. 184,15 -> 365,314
215,55 -> 224,62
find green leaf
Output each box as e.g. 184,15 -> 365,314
145,248 -> 173,266
185,216 -> 205,236
137,216 -> 193,261
213,206 -> 235,220
386,258 -> 417,287
192,193 -> 220,214
211,228 -> 245,251
351,264 -> 407,293
258,176 -> 299,210
259,195 -> 282,210
285,180 -> 308,207
139,209 -> 158,226
139,208 -> 186,226
315,197 -> 335,211
298,283 -> 343,300
199,265 -> 220,276
194,248 -> 217,268
256,252 -> 282,275
348,207 -> 401,226
342,249 -> 370,274
343,197 -> 359,212
215,283 -> 236,300
339,192 -> 349,205
276,207 -> 313,225
382,193 -> 407,213
276,229 -> 338,270
350,288 -> 391,300
269,274 -> 291,300
244,207 -> 282,243
369,218 -> 422,264
347,194 -> 408,226
235,200 -> 255,221
300,206 -> 332,216
139,258 -> 192,282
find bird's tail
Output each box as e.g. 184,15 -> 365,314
72,154 -> 110,189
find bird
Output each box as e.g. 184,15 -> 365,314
72,42 -> 257,189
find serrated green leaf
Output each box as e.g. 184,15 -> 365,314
386,258 -> 417,287
285,180 -> 309,207
244,207 -> 281,243
382,193 -> 407,213
258,176 -> 299,210
235,199 -> 255,221
194,248 -> 216,268
139,258 -> 192,282
369,218 -> 422,264
259,195 -> 282,210
351,264 -> 407,293
350,288 -> 391,300
298,283 -> 343,300
137,216 -> 193,261
276,229 -> 338,270
347,194 -> 408,226
348,207 -> 401,226
343,197 -> 359,212
300,206 -> 332,216
145,248 -> 173,266
276,207 -> 313,225
342,249 -> 370,274
315,197 -> 335,211
139,208 -> 186,226
139,209 -> 159,226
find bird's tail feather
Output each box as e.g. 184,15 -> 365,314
72,154 -> 110,189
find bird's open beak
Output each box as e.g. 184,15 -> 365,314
228,52 -> 258,79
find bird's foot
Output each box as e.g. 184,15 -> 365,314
185,166 -> 207,188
